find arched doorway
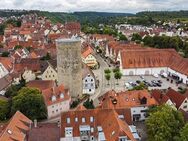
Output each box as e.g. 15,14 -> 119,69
129,71 -> 134,75
145,70 -> 150,75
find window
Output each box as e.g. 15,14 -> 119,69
60,93 -> 64,99
89,89 -> 91,92
91,127 -> 94,133
56,109 -> 58,112
75,117 -> 78,122
85,79 -> 87,82
66,118 -> 70,124
183,105 -> 187,109
65,127 -> 73,137
82,117 -> 86,123
52,111 -> 54,114
85,84 -> 88,87
51,95 -> 56,102
90,116 -> 94,122
91,79 -> 93,82
91,83 -> 94,87
185,100 -> 187,103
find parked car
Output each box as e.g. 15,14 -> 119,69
161,73 -> 168,78
152,83 -> 158,87
156,83 -> 162,87
140,75 -> 144,80
153,73 -> 159,78
136,80 -> 141,84
157,80 -> 162,84
151,80 -> 157,83
125,82 -> 130,88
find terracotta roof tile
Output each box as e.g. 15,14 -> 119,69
0,111 -> 32,141
61,108 -> 135,141
27,80 -> 55,91
42,84 -> 71,106
166,88 -> 186,109
99,90 -> 158,109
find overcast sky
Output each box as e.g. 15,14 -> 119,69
0,0 -> 187,13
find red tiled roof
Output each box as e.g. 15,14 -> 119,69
0,57 -> 13,71
61,108 -> 135,141
151,89 -> 169,104
0,111 -> 32,141
27,80 -> 55,91
120,48 -> 188,76
166,88 -> 186,109
82,46 -> 93,58
28,123 -> 60,141
42,83 -> 71,106
99,90 -> 158,109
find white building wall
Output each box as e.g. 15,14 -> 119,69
0,63 -> 9,79
42,66 -> 57,81
83,75 -> 95,95
167,68 -> 188,84
47,99 -> 71,119
122,67 -> 167,76
179,98 -> 188,112
60,137 -> 80,141
22,70 -> 36,82
131,106 -> 148,121
166,99 -> 176,110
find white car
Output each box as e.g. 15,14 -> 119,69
125,82 -> 130,88
153,73 -> 159,78
161,73 -> 168,78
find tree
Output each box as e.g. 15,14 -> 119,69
5,76 -> 25,98
179,123 -> 188,141
40,52 -> 51,60
118,33 -> 128,41
1,51 -> 9,57
104,69 -> 111,74
131,33 -> 142,41
0,98 -> 9,121
83,98 -> 95,109
11,87 -> 47,120
105,74 -> 111,85
130,83 -> 147,90
146,105 -> 185,141
14,45 -> 22,50
113,68 -> 120,73
114,71 -> 122,84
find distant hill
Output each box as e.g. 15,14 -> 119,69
37,11 -> 134,24
136,10 -> 188,19
0,10 -> 34,17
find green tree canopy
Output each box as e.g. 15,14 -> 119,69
131,33 -> 142,41
104,69 -> 111,74
11,87 -> 47,120
114,71 -> 122,84
1,52 -> 10,57
179,123 -> 188,141
105,73 -> 111,85
83,98 -> 95,109
146,105 -> 185,141
118,33 -> 128,41
0,98 -> 9,121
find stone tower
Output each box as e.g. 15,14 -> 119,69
56,38 -> 82,98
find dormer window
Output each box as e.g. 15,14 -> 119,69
60,93 -> 64,99
51,95 -> 56,102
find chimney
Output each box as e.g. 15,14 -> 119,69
34,119 -> 37,128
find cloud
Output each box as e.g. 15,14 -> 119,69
0,0 -> 187,13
